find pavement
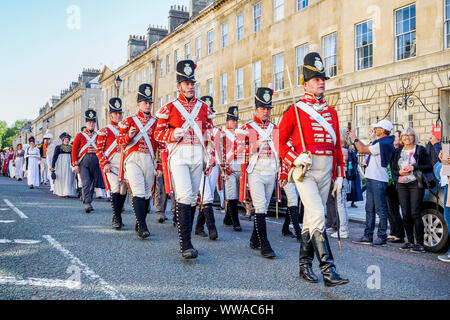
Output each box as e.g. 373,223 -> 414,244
0,175 -> 449,300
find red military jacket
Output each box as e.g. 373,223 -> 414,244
71,129 -> 98,167
222,127 -> 241,166
278,92 -> 345,180
154,94 -> 216,163
96,121 -> 120,171
237,116 -> 280,172
116,110 -> 162,170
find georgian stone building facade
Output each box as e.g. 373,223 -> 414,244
97,0 -> 449,143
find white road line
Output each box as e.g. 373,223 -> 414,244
0,208 -> 8,211
3,199 -> 28,219
0,276 -> 80,289
0,239 -> 41,244
0,220 -> 16,224
43,235 -> 126,300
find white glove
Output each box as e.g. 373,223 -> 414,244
332,177 -> 343,196
293,153 -> 312,167
173,128 -> 186,140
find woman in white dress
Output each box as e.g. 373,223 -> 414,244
14,144 -> 25,181
8,147 -> 16,179
25,137 -> 40,189
51,133 -> 77,197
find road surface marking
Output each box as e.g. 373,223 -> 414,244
43,235 -> 126,300
0,208 -> 8,211
3,199 -> 28,219
0,220 -> 16,224
0,239 -> 41,244
0,276 -> 80,289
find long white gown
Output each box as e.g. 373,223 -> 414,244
14,150 -> 25,180
54,153 -> 77,197
25,147 -> 40,187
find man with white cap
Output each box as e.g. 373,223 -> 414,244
348,119 -> 395,247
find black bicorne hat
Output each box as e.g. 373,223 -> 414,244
200,96 -> 214,111
85,109 -> 97,122
137,84 -> 153,103
255,87 -> 273,108
109,98 -> 123,113
59,132 -> 72,140
300,52 -> 329,84
176,60 -> 196,83
226,106 -> 239,121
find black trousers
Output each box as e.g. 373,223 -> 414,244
386,184 -> 405,239
79,154 -> 104,204
396,180 -> 425,245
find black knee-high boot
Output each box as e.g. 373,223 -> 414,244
203,204 -> 218,240
299,231 -> 318,283
310,230 -> 349,287
195,208 -> 207,237
175,202 -> 198,259
282,207 -> 295,237
223,201 -> 233,226
111,193 -> 123,230
254,214 -> 276,259
132,197 -> 150,239
229,199 -> 242,231
288,206 -> 302,241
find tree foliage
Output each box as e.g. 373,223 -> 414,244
0,120 -> 29,149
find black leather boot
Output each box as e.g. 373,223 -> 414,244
288,206 -> 302,241
175,202 -> 198,259
132,197 -> 150,239
119,193 -> 127,215
145,198 -> 150,214
299,231 -> 318,283
254,214 -> 276,259
249,221 -> 261,250
310,230 -> 349,287
195,209 -> 207,237
203,204 -> 218,240
190,206 -> 196,230
229,199 -> 242,231
282,207 -> 295,238
223,201 -> 233,226
172,199 -> 178,227
111,193 -> 123,230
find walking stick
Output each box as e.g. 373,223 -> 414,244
285,64 -> 311,182
199,174 -> 207,214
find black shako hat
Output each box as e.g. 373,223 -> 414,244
109,98 -> 123,113
85,109 -> 97,122
200,96 -> 214,112
137,84 -> 153,103
255,87 -> 273,108
59,132 -> 71,140
226,106 -> 239,121
176,60 -> 196,83
300,52 -> 329,84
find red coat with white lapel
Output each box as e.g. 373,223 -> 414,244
154,94 -> 216,162
96,121 -> 121,171
71,129 -> 98,167
116,110 -> 162,169
278,92 -> 345,180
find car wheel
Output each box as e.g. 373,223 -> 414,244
421,208 -> 449,253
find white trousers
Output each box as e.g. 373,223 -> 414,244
225,171 -> 240,200
284,182 -> 299,207
170,145 -> 204,206
248,172 -> 276,214
125,152 -> 155,199
106,154 -> 127,195
41,159 -> 48,183
293,155 -> 333,235
199,165 -> 219,204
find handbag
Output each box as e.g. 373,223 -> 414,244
414,170 -> 437,189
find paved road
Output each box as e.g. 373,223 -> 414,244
0,176 -> 449,300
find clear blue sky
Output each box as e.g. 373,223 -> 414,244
0,0 -> 189,126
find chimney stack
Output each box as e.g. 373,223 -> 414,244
168,5 -> 189,33
127,35 -> 147,61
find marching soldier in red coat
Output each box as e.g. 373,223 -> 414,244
96,98 -> 127,230
278,52 -> 348,286
154,60 -> 216,260
222,106 -> 243,231
72,109 -> 105,213
117,84 -> 163,240
238,88 -> 279,259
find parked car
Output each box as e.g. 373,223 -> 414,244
421,186 -> 449,253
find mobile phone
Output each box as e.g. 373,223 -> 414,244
347,122 -> 352,131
